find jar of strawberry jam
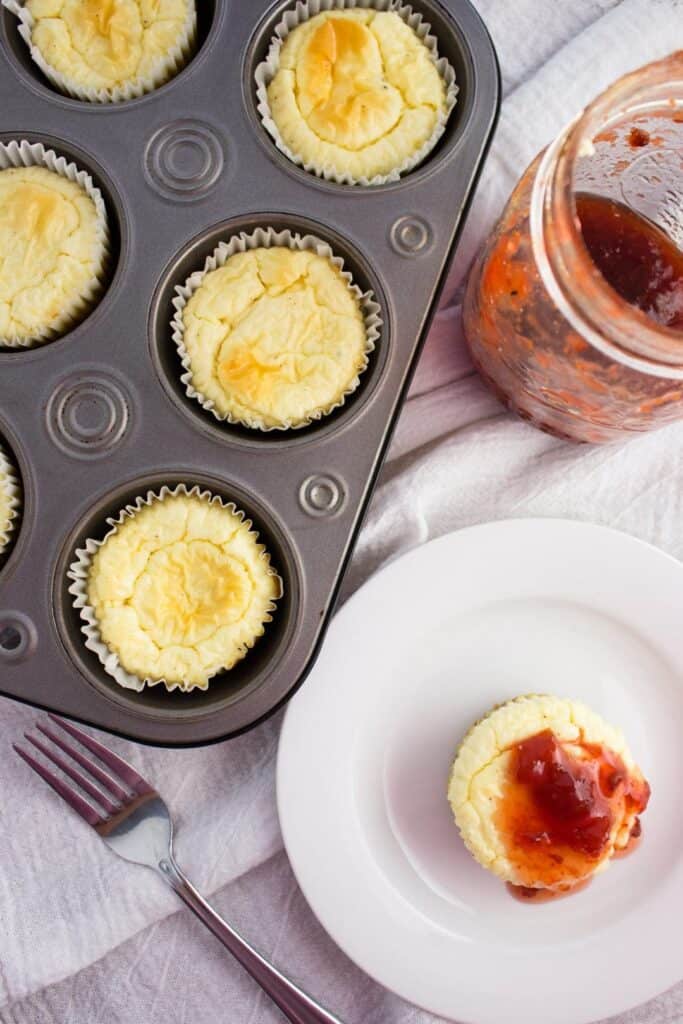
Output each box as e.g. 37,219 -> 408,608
464,53 -> 683,443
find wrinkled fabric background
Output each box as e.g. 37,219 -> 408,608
2,2 -> 683,1022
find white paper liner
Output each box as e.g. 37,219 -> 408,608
255,0 -> 458,186
67,484 -> 284,694
0,444 -> 21,559
0,139 -> 110,349
171,226 -> 383,431
2,0 -> 197,103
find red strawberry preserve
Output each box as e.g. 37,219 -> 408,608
576,193 -> 683,331
495,729 -> 650,899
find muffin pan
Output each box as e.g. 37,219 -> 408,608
0,0 -> 499,745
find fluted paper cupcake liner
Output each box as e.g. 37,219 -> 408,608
2,0 -> 197,103
0,444 -> 21,559
67,484 -> 283,694
0,139 -> 110,348
255,0 -> 458,186
171,226 -> 382,431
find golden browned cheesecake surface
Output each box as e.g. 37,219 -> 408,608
26,0 -> 194,92
181,246 -> 368,429
86,492 -> 281,689
0,165 -> 101,343
267,10 -> 446,179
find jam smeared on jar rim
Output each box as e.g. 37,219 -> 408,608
576,192 -> 683,331
498,729 -> 650,895
627,126 -> 651,147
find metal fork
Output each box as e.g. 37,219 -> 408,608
14,715 -> 343,1024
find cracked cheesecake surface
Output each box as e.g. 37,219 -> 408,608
267,9 -> 447,180
25,0 -> 194,92
181,246 -> 368,429
86,492 -> 281,690
0,165 -> 101,343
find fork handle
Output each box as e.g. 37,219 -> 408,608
159,857 -> 344,1024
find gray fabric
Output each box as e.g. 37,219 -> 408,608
2,1 -> 683,1021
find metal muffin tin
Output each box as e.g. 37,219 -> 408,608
0,0 -> 499,746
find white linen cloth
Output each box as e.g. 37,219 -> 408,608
2,2 -> 683,1021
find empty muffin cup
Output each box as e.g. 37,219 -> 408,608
2,0 -> 198,103
171,226 -> 382,431
255,0 -> 458,186
0,139 -> 110,348
67,484 -> 283,694
0,442 -> 21,560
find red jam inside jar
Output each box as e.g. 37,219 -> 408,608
496,729 -> 650,893
576,193 -> 683,331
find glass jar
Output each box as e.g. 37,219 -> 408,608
463,53 -> 683,443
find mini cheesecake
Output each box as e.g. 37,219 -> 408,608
84,491 -> 281,691
180,245 -> 368,430
448,695 -> 650,892
0,165 -> 102,344
267,9 -> 447,181
24,0 -> 195,97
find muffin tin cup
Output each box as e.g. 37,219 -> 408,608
171,226 -> 383,431
67,483 -> 283,695
0,441 -> 20,559
254,0 -> 459,187
0,138 -> 111,348
1,0 -> 198,103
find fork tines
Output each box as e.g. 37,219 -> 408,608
13,714 -> 155,827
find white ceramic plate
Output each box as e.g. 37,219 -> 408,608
278,519 -> 683,1024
